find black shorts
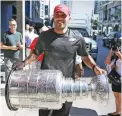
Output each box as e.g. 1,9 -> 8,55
112,83 -> 121,93
39,102 -> 72,116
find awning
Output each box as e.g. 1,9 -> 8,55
25,15 -> 32,22
1,1 -> 16,4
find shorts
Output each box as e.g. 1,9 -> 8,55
112,83 -> 121,93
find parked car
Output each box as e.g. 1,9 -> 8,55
69,28 -> 98,61
103,32 -> 121,48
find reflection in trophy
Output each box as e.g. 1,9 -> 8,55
5,70 -> 109,111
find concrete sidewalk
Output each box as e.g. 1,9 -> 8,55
0,78 -> 116,116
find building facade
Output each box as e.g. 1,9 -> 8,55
29,0 -> 46,31
40,0 -> 45,22
25,1 -> 32,25
94,1 -> 121,34
1,1 -> 23,34
30,0 -> 41,24
61,0 -> 72,9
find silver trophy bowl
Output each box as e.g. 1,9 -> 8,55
5,69 -> 109,111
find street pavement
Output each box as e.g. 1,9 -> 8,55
83,36 -> 110,77
0,36 -> 116,116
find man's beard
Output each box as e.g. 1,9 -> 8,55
55,21 -> 66,30
56,25 -> 66,30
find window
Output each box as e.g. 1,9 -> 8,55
45,5 -> 48,15
108,8 -> 111,20
35,9 -> 37,18
40,10 -> 44,17
12,5 -> 16,15
12,5 -> 17,20
92,26 -> 97,30
64,1 -> 67,5
41,4 -> 44,10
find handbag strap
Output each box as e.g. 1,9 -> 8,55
111,59 -> 116,70
112,56 -> 119,71
113,54 -> 118,66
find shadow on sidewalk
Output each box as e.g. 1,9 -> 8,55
70,107 -> 99,116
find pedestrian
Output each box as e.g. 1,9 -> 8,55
75,54 -> 84,78
39,21 -> 51,33
0,18 -> 23,82
14,4 -> 105,116
105,48 -> 122,116
25,24 -> 30,34
25,24 -> 30,57
29,26 -> 39,41
102,31 -> 106,37
92,32 -> 96,41
25,26 -> 38,57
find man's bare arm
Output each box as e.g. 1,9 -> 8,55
24,52 -> 37,65
82,55 -> 106,75
0,42 -> 18,50
82,55 -> 96,69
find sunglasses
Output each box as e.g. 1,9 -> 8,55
10,24 -> 16,26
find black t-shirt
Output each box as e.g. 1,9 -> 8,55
1,31 -> 22,59
33,28 -> 89,78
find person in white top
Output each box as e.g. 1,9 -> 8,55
75,54 -> 84,78
39,21 -> 50,33
25,24 -> 30,38
105,48 -> 122,116
25,24 -> 30,33
25,26 -> 39,57
28,26 -> 38,41
39,25 -> 49,33
25,24 -> 30,57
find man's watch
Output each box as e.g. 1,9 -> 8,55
92,65 -> 99,72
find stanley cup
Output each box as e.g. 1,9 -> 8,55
5,69 -> 109,111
